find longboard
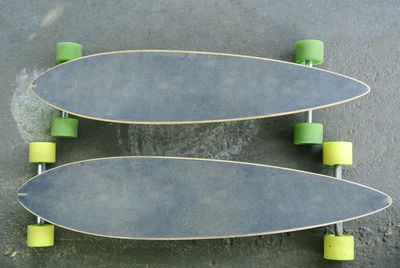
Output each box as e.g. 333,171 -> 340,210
17,157 -> 391,240
31,50 -> 369,124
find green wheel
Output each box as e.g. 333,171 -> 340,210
324,234 -> 354,260
51,117 -> 78,138
294,123 -> 323,145
29,142 -> 56,163
295,40 -> 324,65
323,141 -> 352,165
27,224 -> 54,247
56,42 -> 83,64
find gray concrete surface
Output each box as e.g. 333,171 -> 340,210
0,0 -> 399,266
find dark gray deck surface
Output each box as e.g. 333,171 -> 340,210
17,157 -> 390,239
31,51 -> 369,123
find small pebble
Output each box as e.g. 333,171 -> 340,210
4,248 -> 13,255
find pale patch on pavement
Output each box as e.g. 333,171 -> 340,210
116,120 -> 261,159
11,68 -> 59,142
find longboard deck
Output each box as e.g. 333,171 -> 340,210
17,157 -> 391,240
31,50 -> 369,124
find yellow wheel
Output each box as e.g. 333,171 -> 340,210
324,234 -> 354,260
27,224 -> 54,247
323,142 -> 352,166
29,142 -> 56,163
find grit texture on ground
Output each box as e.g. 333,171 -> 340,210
1,0 -> 399,266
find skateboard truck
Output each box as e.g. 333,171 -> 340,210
50,42 -> 82,138
35,163 -> 46,225
305,60 -> 313,125
323,141 -> 354,260
294,40 -> 324,145
26,142 -> 56,247
334,165 -> 344,237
